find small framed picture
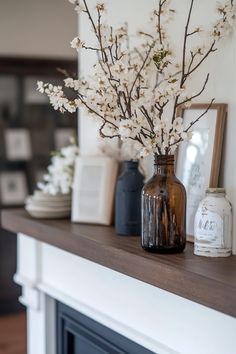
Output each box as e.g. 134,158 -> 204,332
54,128 -> 77,150
176,103 -> 227,241
72,156 -> 118,225
5,129 -> 32,161
0,171 -> 28,206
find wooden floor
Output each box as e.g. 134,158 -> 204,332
0,312 -> 26,354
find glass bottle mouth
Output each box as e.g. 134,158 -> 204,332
154,154 -> 175,166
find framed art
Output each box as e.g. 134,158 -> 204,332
0,171 -> 28,206
54,128 -> 77,150
176,103 -> 227,241
5,128 -> 32,161
72,156 -> 118,225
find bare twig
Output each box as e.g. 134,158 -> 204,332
168,100 -> 214,151
78,96 -> 119,130
82,45 -> 100,51
156,0 -> 168,45
129,43 -> 154,97
187,41 -> 217,76
177,73 -> 210,107
82,0 -> 98,36
181,0 -> 195,86
99,122 -> 120,139
187,28 -> 200,37
185,99 -> 214,132
169,100 -> 214,150
170,0 -> 195,124
139,106 -> 155,131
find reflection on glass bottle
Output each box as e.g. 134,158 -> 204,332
142,155 -> 186,253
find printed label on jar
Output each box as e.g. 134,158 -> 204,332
195,210 -> 223,248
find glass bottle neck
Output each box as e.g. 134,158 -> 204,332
154,155 -> 175,176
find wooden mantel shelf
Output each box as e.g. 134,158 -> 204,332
1,209 -> 236,318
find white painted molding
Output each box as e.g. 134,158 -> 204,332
14,273 -> 37,288
18,285 -> 41,311
37,282 -> 178,354
26,293 -> 56,354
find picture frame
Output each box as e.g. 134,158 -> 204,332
0,171 -> 28,206
175,103 -> 227,241
72,156 -> 118,225
5,128 -> 32,161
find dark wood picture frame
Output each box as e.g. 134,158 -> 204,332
176,103 -> 227,241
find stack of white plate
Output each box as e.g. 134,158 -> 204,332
25,191 -> 71,219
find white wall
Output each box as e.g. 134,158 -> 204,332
0,0 -> 77,58
79,0 -> 236,254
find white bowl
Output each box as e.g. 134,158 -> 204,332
32,191 -> 71,203
26,197 -> 71,209
26,205 -> 70,219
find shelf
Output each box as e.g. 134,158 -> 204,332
1,209 -> 236,318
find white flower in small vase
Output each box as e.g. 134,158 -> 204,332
37,142 -> 79,196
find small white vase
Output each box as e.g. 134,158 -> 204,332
194,188 -> 232,257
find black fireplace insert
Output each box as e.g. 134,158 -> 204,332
57,302 -> 155,354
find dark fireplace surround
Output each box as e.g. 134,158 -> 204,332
57,302 -> 154,354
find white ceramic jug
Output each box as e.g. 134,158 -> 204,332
194,188 -> 232,257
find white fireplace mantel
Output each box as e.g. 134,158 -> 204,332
1,209 -> 236,354
12,230 -> 236,354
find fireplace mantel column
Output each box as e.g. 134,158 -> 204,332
14,234 -> 56,354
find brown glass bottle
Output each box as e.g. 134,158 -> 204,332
141,154 -> 186,253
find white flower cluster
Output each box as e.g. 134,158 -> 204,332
38,143 -> 79,195
70,37 -> 85,51
38,0 -> 236,157
37,81 -> 79,113
212,0 -> 236,39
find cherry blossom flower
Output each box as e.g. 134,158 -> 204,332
70,37 -> 85,51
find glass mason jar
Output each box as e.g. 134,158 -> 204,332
115,160 -> 144,236
194,188 -> 232,257
141,155 -> 186,253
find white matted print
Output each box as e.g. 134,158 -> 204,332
5,129 -> 32,161
72,156 -> 118,225
0,171 -> 28,205
176,104 -> 226,240
54,128 -> 76,150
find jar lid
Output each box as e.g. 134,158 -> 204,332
206,187 -> 225,194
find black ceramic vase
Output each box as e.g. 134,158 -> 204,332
115,160 -> 144,236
